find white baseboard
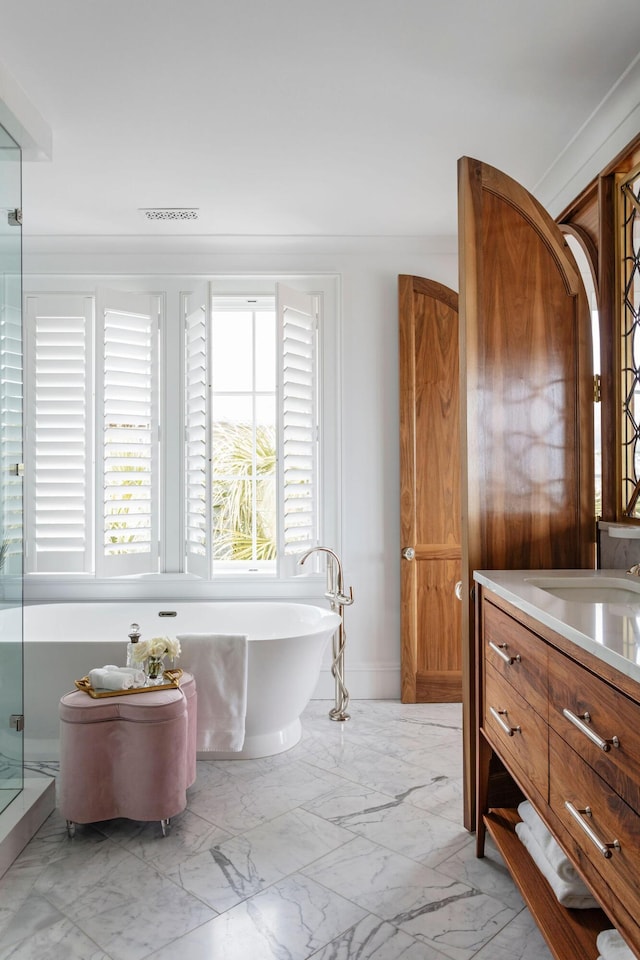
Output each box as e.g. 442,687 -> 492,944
312,663 -> 400,700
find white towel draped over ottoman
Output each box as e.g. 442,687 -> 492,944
178,633 -> 248,752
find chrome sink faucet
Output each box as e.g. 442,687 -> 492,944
299,546 -> 354,721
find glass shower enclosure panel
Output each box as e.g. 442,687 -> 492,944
0,122 -> 23,813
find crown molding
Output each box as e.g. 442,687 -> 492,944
534,53 -> 640,217
21,233 -> 458,272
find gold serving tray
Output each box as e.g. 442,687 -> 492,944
74,668 -> 183,698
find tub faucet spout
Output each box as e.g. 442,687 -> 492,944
298,546 -> 353,608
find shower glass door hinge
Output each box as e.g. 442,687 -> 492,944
8,208 -> 22,226
593,374 -> 601,403
10,715 -> 24,732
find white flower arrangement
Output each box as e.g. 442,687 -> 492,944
131,636 -> 181,663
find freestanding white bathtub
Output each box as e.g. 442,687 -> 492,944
22,601 -> 340,761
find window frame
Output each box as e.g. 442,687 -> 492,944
23,273 -> 341,602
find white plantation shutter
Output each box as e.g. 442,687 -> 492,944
1,274 -> 23,574
277,283 -> 319,562
184,286 -> 210,578
24,294 -> 93,573
96,290 -> 160,576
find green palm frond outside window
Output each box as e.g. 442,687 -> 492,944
212,421 -> 277,561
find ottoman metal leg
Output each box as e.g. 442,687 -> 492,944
160,818 -> 170,837
66,820 -> 76,838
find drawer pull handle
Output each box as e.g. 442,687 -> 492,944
488,641 -> 521,665
564,801 -> 621,858
562,708 -> 620,752
489,706 -> 521,736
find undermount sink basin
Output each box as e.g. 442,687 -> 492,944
525,576 -> 640,605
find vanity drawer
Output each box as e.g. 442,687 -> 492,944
482,599 -> 548,719
549,729 -> 640,920
484,661 -> 548,800
548,645 -> 640,815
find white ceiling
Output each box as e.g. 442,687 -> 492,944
1,0 -> 640,239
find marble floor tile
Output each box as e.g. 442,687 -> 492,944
187,757 -> 345,834
304,741 -> 442,800
31,838 -> 215,960
96,808 -> 231,873
0,892 -> 66,949
145,873 -> 367,960
471,905 -> 554,960
401,774 -> 465,823
302,782 -> 472,868
0,915 -> 113,960
166,806 -> 354,911
436,834 -> 526,912
0,700 -> 556,960
11,808 -> 109,871
302,835 -> 517,959
308,914 -> 450,959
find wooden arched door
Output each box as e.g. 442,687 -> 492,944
399,276 -> 461,703
459,158 -> 595,830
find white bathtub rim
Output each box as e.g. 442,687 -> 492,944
22,601 -> 341,643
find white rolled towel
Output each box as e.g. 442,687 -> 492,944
103,664 -> 146,687
596,928 -> 637,960
515,821 -> 599,908
517,800 -> 580,883
88,668 -> 134,691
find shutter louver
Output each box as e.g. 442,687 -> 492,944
24,294 -> 93,572
277,284 -> 319,560
184,287 -> 210,578
97,290 -> 159,576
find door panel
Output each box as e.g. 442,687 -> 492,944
459,157 -> 595,830
399,275 -> 461,703
415,557 -> 461,701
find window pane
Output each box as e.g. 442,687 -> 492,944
212,396 -> 253,433
210,397 -> 277,563
256,475 -> 276,556
212,311 -> 252,391
212,477 -> 252,560
207,298 -> 279,568
255,311 -> 276,391
255,395 -> 276,429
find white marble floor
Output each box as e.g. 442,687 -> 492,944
0,700 -> 554,960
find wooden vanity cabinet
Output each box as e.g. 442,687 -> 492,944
476,586 -> 640,960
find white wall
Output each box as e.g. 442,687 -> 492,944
22,234 -> 458,700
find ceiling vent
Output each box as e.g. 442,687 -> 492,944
139,208 -> 199,221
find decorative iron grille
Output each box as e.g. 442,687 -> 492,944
621,168 -> 640,516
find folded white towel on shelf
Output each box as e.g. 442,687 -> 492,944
514,820 -> 599,909
178,633 -> 248,752
88,668 -> 134,691
596,927 -> 637,960
517,800 -> 580,883
103,664 -> 146,686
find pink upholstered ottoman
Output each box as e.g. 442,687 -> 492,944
59,672 -> 197,836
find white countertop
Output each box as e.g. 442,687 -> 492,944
474,569 -> 640,685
